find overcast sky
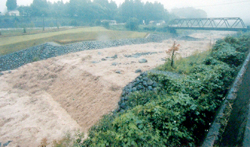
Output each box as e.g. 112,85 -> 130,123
1,0 -> 250,23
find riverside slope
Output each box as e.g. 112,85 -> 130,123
0,32 -> 231,146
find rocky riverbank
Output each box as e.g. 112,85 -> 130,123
0,34 -> 168,72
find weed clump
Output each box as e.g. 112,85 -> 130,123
165,41 -> 180,67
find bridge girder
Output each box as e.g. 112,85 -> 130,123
167,17 -> 249,32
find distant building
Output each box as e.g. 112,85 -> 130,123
142,20 -> 146,25
157,20 -> 166,26
149,20 -> 166,26
7,10 -> 20,16
101,20 -> 117,25
149,21 -> 155,25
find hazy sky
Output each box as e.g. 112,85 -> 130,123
1,0 -> 250,23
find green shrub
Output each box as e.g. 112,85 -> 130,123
33,56 -> 39,62
131,93 -> 195,146
30,21 -> 35,28
95,19 -> 101,26
143,26 -> 156,31
85,94 -> 195,147
50,22 -> 55,27
86,111 -> 165,146
102,21 -> 110,29
149,73 -> 184,94
224,36 -> 239,45
215,35 -> 250,53
126,18 -> 139,31
203,56 -> 221,65
234,35 -> 250,52
211,43 -> 245,67
61,21 -> 67,26
121,91 -> 158,110
70,20 -> 78,26
188,63 -> 235,110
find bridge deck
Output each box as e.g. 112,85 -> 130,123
167,26 -> 249,32
167,17 -> 250,32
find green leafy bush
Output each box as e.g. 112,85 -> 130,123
70,20 -> 78,26
143,26 -> 156,31
211,43 -> 245,67
85,94 -> 195,147
95,19 -> 101,26
102,21 -> 110,29
224,36 -> 248,53
125,18 -> 139,31
149,73 -> 184,94
121,91 -> 158,110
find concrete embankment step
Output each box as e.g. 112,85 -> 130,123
220,52 -> 250,146
202,50 -> 250,147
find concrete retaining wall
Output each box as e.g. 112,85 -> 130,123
202,50 -> 250,147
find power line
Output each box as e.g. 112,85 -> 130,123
195,0 -> 250,8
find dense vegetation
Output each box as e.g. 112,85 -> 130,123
6,0 -> 17,11
1,0 -> 207,29
7,0 -> 168,25
73,34 -> 250,146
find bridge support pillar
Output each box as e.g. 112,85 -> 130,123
168,28 -> 177,35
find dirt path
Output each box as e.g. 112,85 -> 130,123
0,32 -> 232,146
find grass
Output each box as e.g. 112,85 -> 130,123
54,29 -> 147,44
157,50 -> 211,74
0,27 -> 147,55
109,24 -> 127,31
52,132 -> 84,147
0,27 -> 70,37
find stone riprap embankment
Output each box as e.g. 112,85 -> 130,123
0,34 -> 168,72
116,70 -> 183,112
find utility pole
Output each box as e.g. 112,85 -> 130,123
0,12 -> 2,35
42,14 -> 45,31
56,12 -> 59,29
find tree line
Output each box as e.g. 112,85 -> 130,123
4,0 -> 207,29
14,0 -> 168,24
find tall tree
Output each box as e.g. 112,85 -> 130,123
69,0 -> 90,17
119,0 -> 134,22
93,0 -> 117,20
93,0 -> 109,7
144,2 -> 166,22
6,0 -> 17,11
118,0 -> 168,24
30,0 -> 49,16
132,0 -> 144,22
69,0 -> 80,16
18,6 -> 32,16
107,0 -> 117,20
47,1 -> 68,17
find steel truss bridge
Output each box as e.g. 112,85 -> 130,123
167,17 -> 250,32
